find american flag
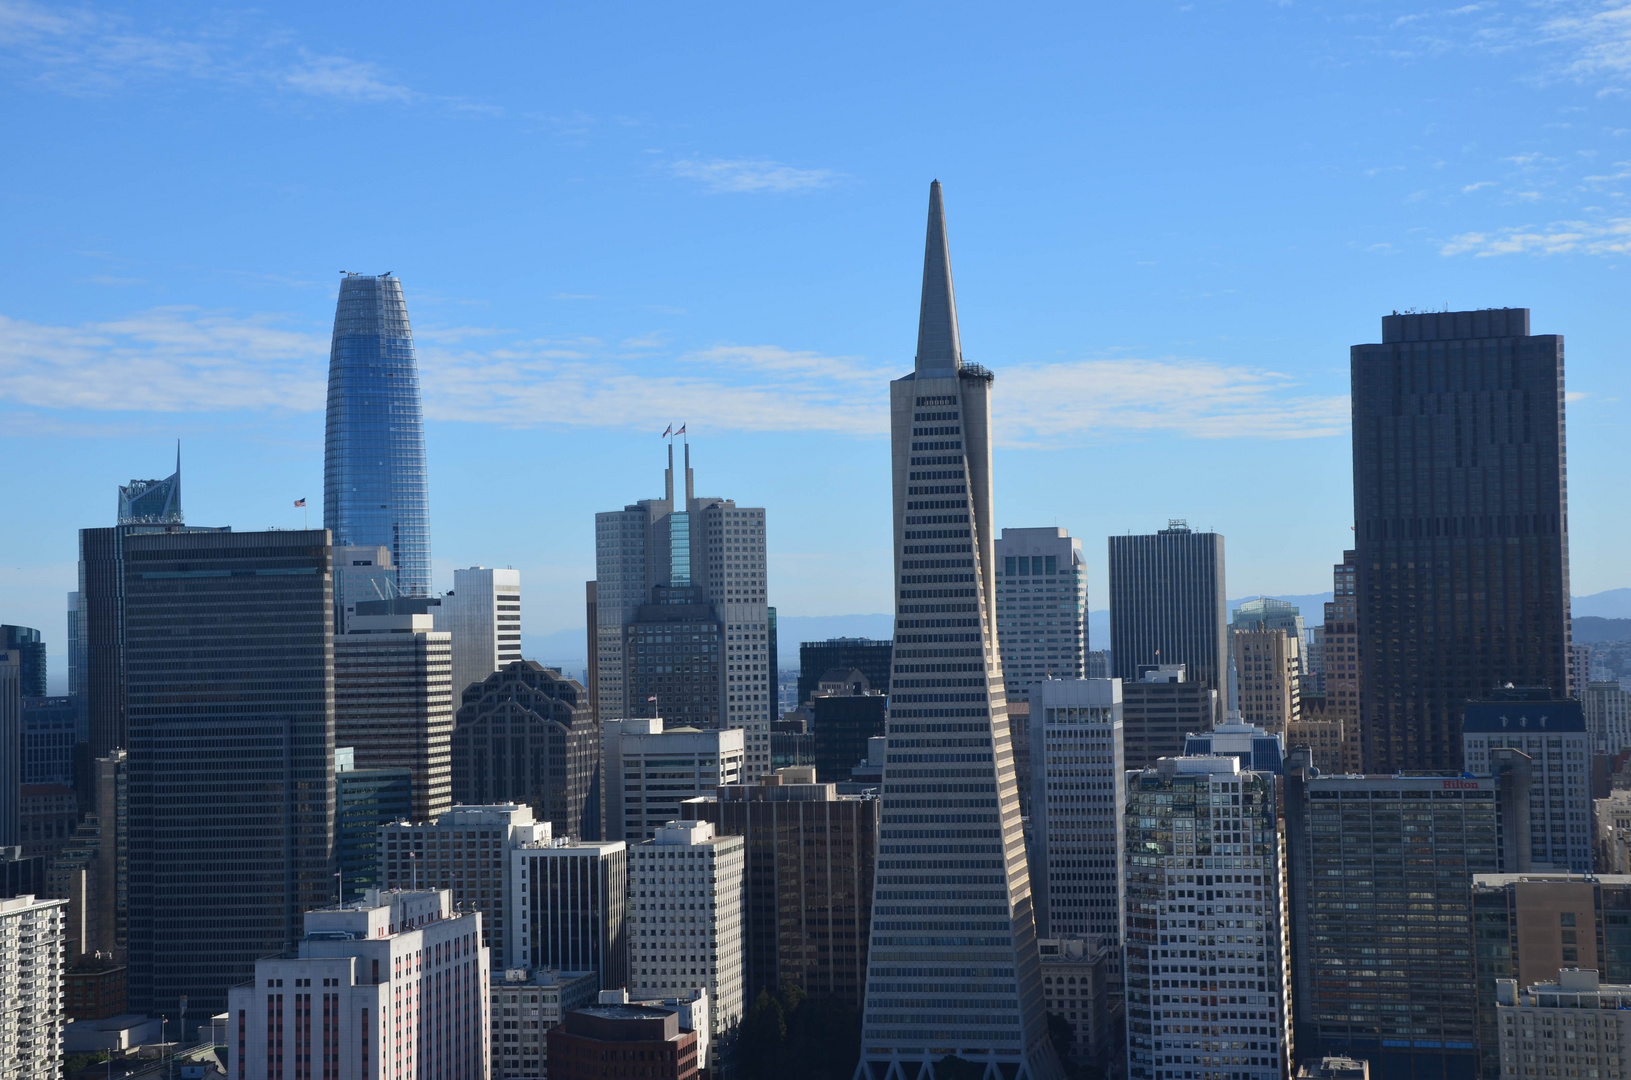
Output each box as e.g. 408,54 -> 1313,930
294,498 -> 306,508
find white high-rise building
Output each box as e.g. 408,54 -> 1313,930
379,804 -> 543,969
995,528 -> 1088,703
1585,681 -> 1631,755
0,895 -> 66,1080
1029,679 -> 1124,949
1122,756 -> 1291,1080
228,889 -> 490,1080
593,445 -> 773,779
856,181 -> 1062,1080
628,820 -> 745,1060
601,719 -> 744,842
1462,690 -> 1593,873
436,567 -> 522,700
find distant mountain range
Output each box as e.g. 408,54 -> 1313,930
523,587 -> 1631,670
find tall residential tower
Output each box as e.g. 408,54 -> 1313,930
855,182 -> 1062,1080
324,273 -> 432,597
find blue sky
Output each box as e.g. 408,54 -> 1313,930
4,1 -> 1630,689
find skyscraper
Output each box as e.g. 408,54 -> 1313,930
117,446 -> 182,525
324,272 -> 432,597
1108,521 -> 1228,716
797,637 -> 893,705
1352,308 -> 1571,773
122,528 -> 333,1017
1461,689 -> 1592,873
1,627 -> 46,698
856,182 -> 1061,1080
593,445 -> 773,777
436,566 -> 523,698
510,826 -> 628,991
994,527 -> 1089,703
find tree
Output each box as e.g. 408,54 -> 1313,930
737,990 -> 788,1079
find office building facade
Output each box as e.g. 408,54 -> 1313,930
1323,552 -> 1362,772
122,528 -> 333,1017
336,612 -> 453,822
995,528 -> 1089,703
380,804 -> 542,970
1461,690 -> 1592,873
1472,874 -> 1631,1078
21,697 -> 77,787
1494,970 -> 1631,1080
510,828 -> 628,992
600,719 -> 743,843
228,889 -> 489,1080
1,627 -> 46,698
856,180 -> 1061,1080
435,567 -> 522,700
1108,522 -> 1228,712
1122,756 -> 1291,1080
490,967 -> 598,1080
452,662 -> 596,840
593,444 -> 774,777
809,670 -> 888,782
0,652 -> 18,848
1284,769 -> 1506,1078
548,1005 -> 700,1080
1231,627 -> 1300,737
1029,679 -> 1124,947
628,820 -> 746,1049
333,544 -> 398,635
335,751 -> 412,902
681,769 -> 880,1007
798,638 -> 893,706
1352,308 -> 1572,773
1120,666 -> 1218,771
1584,681 -> 1631,755
323,273 -> 432,597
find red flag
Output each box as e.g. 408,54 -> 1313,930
294,498 -> 306,507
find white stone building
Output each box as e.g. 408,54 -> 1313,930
227,889 -> 490,1080
435,567 -> 522,700
600,719 -> 743,843
489,966 -> 597,1080
627,820 -> 745,1056
1496,969 -> 1631,1078
995,527 -> 1088,703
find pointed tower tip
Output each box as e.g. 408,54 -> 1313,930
914,180 -> 962,373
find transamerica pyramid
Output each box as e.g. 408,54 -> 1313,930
854,182 -> 1065,1080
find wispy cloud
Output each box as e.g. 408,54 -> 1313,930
1545,3 -> 1631,81
0,0 -> 439,106
0,308 -> 1349,444
1441,217 -> 1631,255
669,158 -> 840,194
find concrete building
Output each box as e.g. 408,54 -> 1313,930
121,528 -> 332,1017
856,181 -> 1062,1080
546,1003 -> 699,1080
0,894 -> 67,1080
1121,756 -> 1291,1080
628,820 -> 745,1055
332,544 -> 398,635
1028,679 -> 1124,950
489,966 -> 597,1080
453,662 -> 597,840
600,719 -> 743,843
1352,309 -> 1572,773
593,443 -> 774,777
436,567 -> 523,701
1585,681 -> 1631,755
335,749 -> 411,902
1108,521 -> 1229,716
808,669 -> 887,782
995,527 -> 1089,703
1037,937 -> 1116,1072
336,612 -> 453,822
228,889 -> 489,1080
797,638 -> 893,706
1495,970 -> 1631,1079
380,805 -> 542,969
1322,552 -> 1362,772
1473,874 -> 1631,1078
1231,626 -> 1300,737
1573,643 -> 1594,699
1183,716 -> 1285,774
1462,689 -> 1592,873
1285,704 -> 1347,776
65,954 -> 127,1022
1284,765 -> 1515,1077
1598,792 -> 1631,873
680,767 -> 879,1006
509,826 -> 628,992
1120,665 -> 1218,770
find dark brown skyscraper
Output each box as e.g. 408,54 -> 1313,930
1352,308 -> 1571,773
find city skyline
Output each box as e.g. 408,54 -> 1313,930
6,5 -> 1631,681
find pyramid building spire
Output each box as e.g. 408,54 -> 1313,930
914,179 -> 963,372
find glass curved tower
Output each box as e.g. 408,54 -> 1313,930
323,273 -> 432,596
